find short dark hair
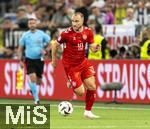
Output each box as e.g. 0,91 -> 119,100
73,12 -> 84,19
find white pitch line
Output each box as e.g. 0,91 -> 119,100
50,104 -> 150,111
11,126 -> 49,129
1,103 -> 150,111
52,126 -> 150,129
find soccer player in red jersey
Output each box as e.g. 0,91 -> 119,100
51,12 -> 100,119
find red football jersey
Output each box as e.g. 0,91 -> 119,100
57,27 -> 94,67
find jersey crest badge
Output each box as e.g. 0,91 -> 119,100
73,37 -> 76,40
82,34 -> 87,40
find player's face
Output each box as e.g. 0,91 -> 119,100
28,19 -> 37,30
71,15 -> 84,32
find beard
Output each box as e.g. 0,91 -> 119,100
30,26 -> 36,31
73,25 -> 82,32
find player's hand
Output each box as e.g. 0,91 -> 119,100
41,50 -> 47,55
90,44 -> 101,53
19,60 -> 24,69
67,80 -> 72,88
96,44 -> 101,51
51,60 -> 57,68
94,44 -> 101,52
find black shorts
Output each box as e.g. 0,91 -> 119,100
25,58 -> 44,78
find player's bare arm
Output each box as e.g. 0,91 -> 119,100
51,41 -> 60,68
46,43 -> 52,52
89,43 -> 101,53
41,43 -> 52,57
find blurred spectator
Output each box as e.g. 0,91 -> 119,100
3,12 -> 16,23
50,29 -> 62,59
38,0 -> 51,6
0,29 -> 3,48
88,6 -> 106,26
90,0 -> 105,9
109,49 -> 118,59
50,3 -> 72,28
128,44 -> 140,59
83,0 -> 95,7
105,0 -> 115,11
26,4 -> 37,19
0,0 -> 149,60
104,5 -> 115,24
134,0 -> 150,25
122,7 -> 139,26
140,27 -> 150,59
33,5 -> 49,28
140,39 -> 150,59
0,47 -> 16,58
88,25 -> 109,59
114,0 -> 126,24
116,46 -> 127,59
16,6 -> 28,29
111,44 -> 141,59
27,0 -> 38,4
0,17 -> 18,29
19,0 -> 29,5
45,5 -> 55,22
35,5 -> 47,22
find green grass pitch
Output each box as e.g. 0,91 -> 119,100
0,99 -> 150,129
50,101 -> 150,129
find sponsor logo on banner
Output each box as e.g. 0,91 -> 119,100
0,60 -> 150,103
96,61 -> 150,103
2,61 -> 54,98
103,25 -> 135,49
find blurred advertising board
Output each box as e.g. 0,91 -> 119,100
0,59 -> 150,104
3,25 -> 138,49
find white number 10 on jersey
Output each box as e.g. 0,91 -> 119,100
78,43 -> 83,51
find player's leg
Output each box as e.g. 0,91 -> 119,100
28,73 -> 39,104
84,76 -> 96,110
34,60 -> 44,104
83,76 -> 99,119
65,67 -> 85,97
68,76 -> 85,97
80,61 -> 99,119
25,58 -> 39,104
36,77 -> 42,85
74,84 -> 85,97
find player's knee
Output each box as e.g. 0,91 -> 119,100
37,79 -> 42,85
30,78 -> 36,83
87,84 -> 96,91
74,89 -> 85,97
30,74 -> 37,83
74,84 -> 85,96
37,81 -> 41,85
76,91 -> 85,97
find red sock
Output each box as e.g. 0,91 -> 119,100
85,90 -> 96,111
